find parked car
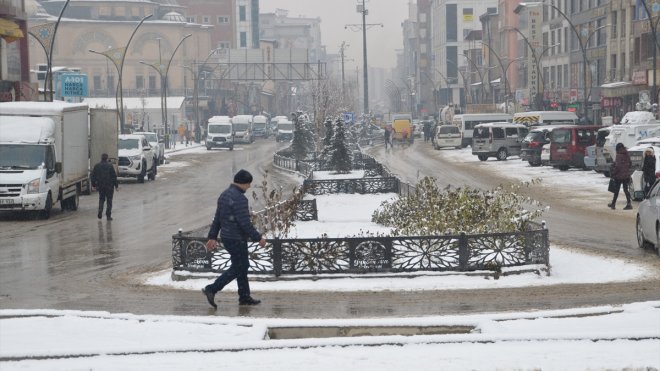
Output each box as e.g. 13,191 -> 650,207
206,116 -> 234,150
133,131 -> 164,165
520,126 -> 556,166
636,179 -> 660,254
471,122 -> 528,161
628,137 -> 660,200
117,134 -> 157,183
433,125 -> 462,149
547,125 -> 602,170
452,113 -> 513,147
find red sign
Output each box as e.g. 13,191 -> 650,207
633,70 -> 647,85
567,106 -> 577,112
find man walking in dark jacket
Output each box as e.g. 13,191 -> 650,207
91,153 -> 118,220
202,169 -> 266,309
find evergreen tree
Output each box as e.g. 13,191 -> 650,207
320,118 -> 334,161
328,116 -> 352,173
290,112 -> 308,160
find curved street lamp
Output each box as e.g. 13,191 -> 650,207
140,33 -> 192,147
434,68 -> 454,106
446,59 -> 471,106
481,42 -> 510,112
89,14 -> 152,134
461,53 -> 487,103
517,2 -> 606,122
183,48 -> 220,142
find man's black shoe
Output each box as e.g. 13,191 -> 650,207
98,212 -> 102,219
202,287 -> 217,309
107,216 -> 113,221
239,297 -> 261,306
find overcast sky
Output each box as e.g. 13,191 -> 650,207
260,0 -> 409,71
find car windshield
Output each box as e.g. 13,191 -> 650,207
438,126 -> 458,134
473,127 -> 490,139
524,130 -> 546,142
278,123 -> 293,131
142,134 -> 158,142
119,138 -> 139,150
0,144 -> 47,169
234,123 -> 249,131
208,125 -> 231,134
254,122 -> 266,129
551,129 -> 571,144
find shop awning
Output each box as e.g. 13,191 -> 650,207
600,81 -> 640,98
0,18 -> 24,43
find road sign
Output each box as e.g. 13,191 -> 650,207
60,73 -> 88,97
343,112 -> 355,124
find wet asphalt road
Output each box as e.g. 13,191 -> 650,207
0,139 -> 658,319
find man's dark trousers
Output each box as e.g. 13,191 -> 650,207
208,239 -> 251,300
98,187 -> 114,217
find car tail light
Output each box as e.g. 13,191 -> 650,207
656,172 -> 660,179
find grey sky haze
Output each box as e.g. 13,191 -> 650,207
260,0 -> 408,71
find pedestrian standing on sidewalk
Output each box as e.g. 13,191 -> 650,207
642,147 -> 656,195
384,125 -> 391,150
608,143 -> 633,210
90,153 -> 118,220
202,169 -> 266,309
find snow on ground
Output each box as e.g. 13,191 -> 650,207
1,301 -> 658,370
4,143 -> 656,370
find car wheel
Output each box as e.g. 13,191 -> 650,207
40,193 -> 52,219
636,216 -> 648,249
496,148 -> 508,161
559,165 -> 569,171
66,190 -> 79,211
603,171 -> 610,177
138,161 -> 146,183
477,155 -> 488,161
206,145 -> 212,150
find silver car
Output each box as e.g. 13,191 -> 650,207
636,179 -> 660,255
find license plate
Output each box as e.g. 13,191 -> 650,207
557,149 -> 566,153
0,199 -> 14,205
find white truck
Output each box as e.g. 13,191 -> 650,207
231,115 -> 253,144
206,116 -> 234,150
600,111 -> 660,175
0,102 -> 91,218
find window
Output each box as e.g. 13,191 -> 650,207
492,128 -> 504,139
203,16 -> 209,24
557,67 -> 562,88
149,75 -> 156,90
611,11 -> 618,38
136,75 -> 144,90
218,16 -> 229,24
186,16 -> 195,23
240,32 -> 247,48
239,5 -> 246,21
576,130 -> 592,144
505,128 -> 519,138
487,7 -> 496,14
463,8 -> 473,22
446,4 -> 457,42
93,75 -> 101,90
564,64 -> 569,87
621,9 -> 626,37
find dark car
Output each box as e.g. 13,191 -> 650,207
520,126 -> 555,166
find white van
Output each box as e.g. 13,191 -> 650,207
252,115 -> 269,138
206,116 -> 234,150
602,111 -> 660,170
276,119 -> 294,142
231,115 -> 253,144
512,111 -> 579,126
472,122 -> 528,161
453,113 -> 513,147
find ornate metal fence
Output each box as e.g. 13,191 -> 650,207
172,224 -> 549,276
303,177 -> 400,195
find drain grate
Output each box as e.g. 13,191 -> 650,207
267,325 -> 476,340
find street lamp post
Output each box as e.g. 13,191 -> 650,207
481,42 -> 510,112
184,49 -> 220,143
140,34 -> 192,148
447,59 -> 471,106
461,54 -> 487,103
640,0 -> 658,108
517,2 -> 606,122
434,68 -> 453,106
90,14 -> 152,134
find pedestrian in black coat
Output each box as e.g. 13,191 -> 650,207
202,169 -> 266,309
609,143 -> 633,210
642,147 -> 656,195
91,153 -> 118,220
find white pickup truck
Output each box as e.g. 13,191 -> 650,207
0,102 -> 91,218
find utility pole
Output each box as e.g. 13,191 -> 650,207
360,0 -> 369,115
340,41 -> 349,102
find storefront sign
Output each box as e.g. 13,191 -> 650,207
633,70 -> 647,85
600,97 -> 623,108
527,8 -> 542,98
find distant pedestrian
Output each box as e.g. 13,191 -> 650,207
423,121 -> 432,142
90,153 -> 118,220
642,147 -> 656,195
384,125 -> 391,150
608,143 -> 633,210
202,169 -> 266,309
